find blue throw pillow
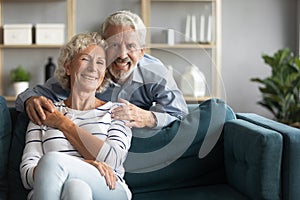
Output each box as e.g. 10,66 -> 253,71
0,96 -> 11,200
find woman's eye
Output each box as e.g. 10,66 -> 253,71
81,57 -> 89,61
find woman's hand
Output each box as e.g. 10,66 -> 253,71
42,109 -> 67,129
85,160 -> 117,190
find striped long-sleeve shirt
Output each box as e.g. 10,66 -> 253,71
20,101 -> 132,190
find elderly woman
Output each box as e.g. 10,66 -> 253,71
20,32 -> 132,200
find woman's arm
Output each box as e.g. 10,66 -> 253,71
42,109 -> 132,169
20,122 -> 43,189
42,109 -> 102,159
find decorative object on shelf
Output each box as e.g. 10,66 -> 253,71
35,23 -> 65,45
3,24 -> 33,45
207,15 -> 212,43
185,14 -> 212,44
180,65 -> 206,97
199,15 -> 212,44
166,65 -> 174,77
191,15 -> 197,42
10,65 -> 31,96
199,15 -> 205,43
185,14 -> 197,42
45,57 -> 56,82
185,14 -> 191,42
251,48 -> 300,128
167,29 -> 175,45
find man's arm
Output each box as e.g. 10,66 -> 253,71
149,77 -> 188,128
15,77 -> 69,112
141,55 -> 188,128
16,77 -> 68,112
15,77 -> 69,125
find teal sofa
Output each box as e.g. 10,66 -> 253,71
0,96 -> 298,200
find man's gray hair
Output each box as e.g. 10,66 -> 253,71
100,10 -> 146,46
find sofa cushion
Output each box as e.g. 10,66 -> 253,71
0,97 -> 11,200
133,184 -> 248,200
124,98 -> 236,194
224,119 -> 282,199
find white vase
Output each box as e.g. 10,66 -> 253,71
180,65 -> 206,97
13,81 -> 29,96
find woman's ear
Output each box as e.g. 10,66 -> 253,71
65,63 -> 71,75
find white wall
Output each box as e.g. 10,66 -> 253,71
222,0 -> 297,118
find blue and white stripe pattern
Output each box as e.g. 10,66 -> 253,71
20,101 -> 132,190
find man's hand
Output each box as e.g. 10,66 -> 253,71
111,98 -> 157,128
25,96 -> 55,125
84,160 -> 117,190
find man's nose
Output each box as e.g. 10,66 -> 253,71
119,44 -> 128,59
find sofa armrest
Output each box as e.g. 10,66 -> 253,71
237,113 -> 300,200
224,119 -> 282,200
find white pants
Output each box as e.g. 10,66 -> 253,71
31,152 -> 130,200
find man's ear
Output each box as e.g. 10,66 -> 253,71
139,47 -> 145,59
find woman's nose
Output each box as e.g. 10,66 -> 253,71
87,61 -> 97,72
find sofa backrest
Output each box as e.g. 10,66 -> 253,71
0,96 -> 11,200
124,98 -> 236,194
7,111 -> 30,200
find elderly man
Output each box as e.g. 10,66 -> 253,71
16,10 -> 188,129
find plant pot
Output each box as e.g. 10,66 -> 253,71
13,81 -> 29,96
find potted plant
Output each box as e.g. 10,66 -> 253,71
10,65 -> 31,96
251,48 -> 300,128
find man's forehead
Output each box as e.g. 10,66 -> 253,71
106,30 -> 139,42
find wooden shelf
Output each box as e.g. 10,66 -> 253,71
3,0 -> 65,2
0,0 -> 76,96
151,0 -> 215,2
184,95 -> 210,103
4,95 -> 16,102
0,44 -> 63,49
149,43 -> 215,49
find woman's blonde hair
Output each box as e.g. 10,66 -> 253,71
55,32 -> 109,93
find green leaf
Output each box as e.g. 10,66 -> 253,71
252,48 -> 300,126
10,65 -> 31,82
